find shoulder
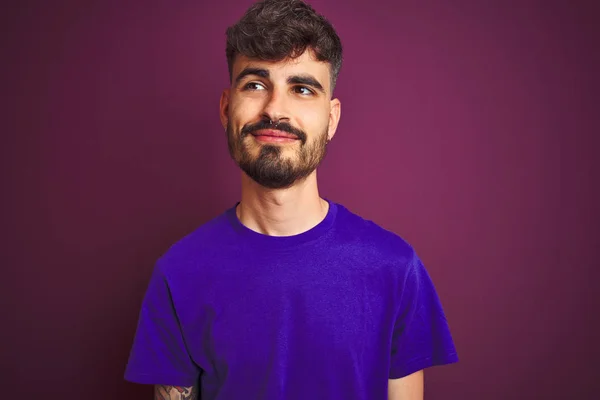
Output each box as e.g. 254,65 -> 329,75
333,202 -> 418,268
155,206 -> 238,277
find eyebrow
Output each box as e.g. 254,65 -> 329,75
234,67 -> 269,84
234,67 -> 326,94
287,74 -> 325,94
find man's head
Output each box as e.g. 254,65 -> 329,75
220,0 -> 343,189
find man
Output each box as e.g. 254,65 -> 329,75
124,0 -> 458,398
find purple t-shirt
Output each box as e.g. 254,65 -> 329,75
125,200 -> 458,398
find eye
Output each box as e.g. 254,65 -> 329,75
293,86 -> 314,96
244,82 -> 266,91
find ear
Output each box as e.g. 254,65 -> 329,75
327,98 -> 341,141
219,88 -> 230,130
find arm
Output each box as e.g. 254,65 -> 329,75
154,385 -> 198,400
388,370 -> 424,400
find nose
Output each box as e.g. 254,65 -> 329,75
261,87 -> 290,125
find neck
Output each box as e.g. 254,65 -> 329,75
236,171 -> 329,237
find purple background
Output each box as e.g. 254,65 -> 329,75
3,0 -> 599,398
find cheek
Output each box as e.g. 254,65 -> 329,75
229,96 -> 263,123
299,106 -> 330,134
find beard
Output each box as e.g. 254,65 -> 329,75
226,119 -> 329,189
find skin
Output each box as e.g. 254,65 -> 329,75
389,370 -> 424,399
154,49 -> 424,399
154,385 -> 197,399
220,49 -> 339,237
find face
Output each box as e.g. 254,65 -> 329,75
220,50 -> 341,189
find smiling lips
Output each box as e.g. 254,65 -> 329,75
252,129 -> 299,143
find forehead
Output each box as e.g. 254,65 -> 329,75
232,50 -> 331,88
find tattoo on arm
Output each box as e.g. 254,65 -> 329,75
154,385 -> 198,400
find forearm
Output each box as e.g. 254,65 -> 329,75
154,385 -> 198,400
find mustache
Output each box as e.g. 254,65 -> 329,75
241,119 -> 307,144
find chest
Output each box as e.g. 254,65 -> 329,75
185,252 -> 395,375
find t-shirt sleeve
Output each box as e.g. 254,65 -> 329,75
389,254 -> 458,379
124,263 -> 200,386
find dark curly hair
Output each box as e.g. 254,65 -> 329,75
225,0 -> 343,91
